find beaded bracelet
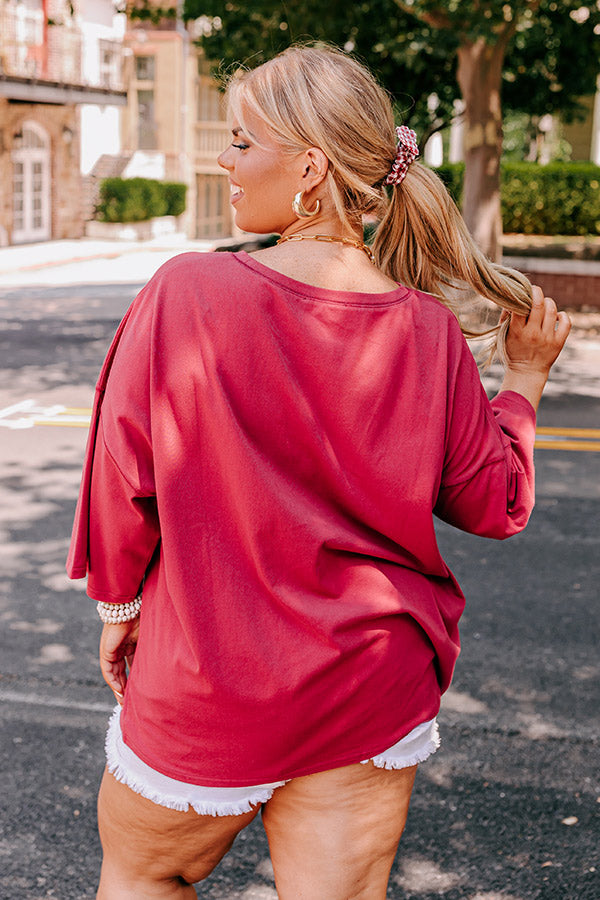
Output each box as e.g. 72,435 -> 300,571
97,595 -> 142,624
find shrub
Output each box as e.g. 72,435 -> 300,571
431,161 -> 600,235
163,182 -> 188,217
96,177 -> 187,223
501,162 -> 600,236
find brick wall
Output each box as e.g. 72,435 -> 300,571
0,98 -> 84,244
503,256 -> 600,310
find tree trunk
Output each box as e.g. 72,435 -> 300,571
457,38 -> 506,262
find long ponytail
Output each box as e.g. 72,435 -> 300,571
372,162 -> 532,365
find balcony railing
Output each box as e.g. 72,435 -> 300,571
0,4 -> 123,91
194,122 -> 230,166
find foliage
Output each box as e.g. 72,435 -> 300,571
502,162 -> 600,235
183,1 -> 600,138
163,182 -> 188,217
184,0 -> 458,142
501,2 -> 600,123
433,162 -> 464,205
434,162 -> 600,235
96,178 -> 187,223
114,2 -> 177,24
502,111 -> 573,164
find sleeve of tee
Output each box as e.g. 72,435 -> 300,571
433,330 -> 537,540
85,420 -> 159,603
66,283 -> 160,602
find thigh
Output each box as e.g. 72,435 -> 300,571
97,768 -> 259,896
262,761 -> 417,900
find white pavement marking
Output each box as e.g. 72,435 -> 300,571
0,689 -> 112,713
1,400 -> 599,449
0,399 -> 91,429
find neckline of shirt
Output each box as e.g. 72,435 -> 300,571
233,251 -> 410,307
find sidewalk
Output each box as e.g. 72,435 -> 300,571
0,235 -> 599,301
0,236 -> 226,289
0,234 -> 599,325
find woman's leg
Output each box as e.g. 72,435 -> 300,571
262,761 -> 417,900
96,768 -> 260,899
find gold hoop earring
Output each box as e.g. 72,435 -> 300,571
292,191 -> 320,218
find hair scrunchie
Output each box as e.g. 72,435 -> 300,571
385,125 -> 419,186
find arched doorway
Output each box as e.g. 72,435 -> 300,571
12,121 -> 51,244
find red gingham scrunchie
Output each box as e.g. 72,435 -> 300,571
384,125 -> 419,186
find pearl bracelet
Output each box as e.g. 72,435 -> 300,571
97,595 -> 142,624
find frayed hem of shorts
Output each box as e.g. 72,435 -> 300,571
104,707 -> 440,815
105,706 -> 286,816
105,761 -> 280,816
360,718 -> 440,770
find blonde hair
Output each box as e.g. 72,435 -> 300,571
225,44 -> 532,363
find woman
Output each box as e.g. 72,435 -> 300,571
67,45 -> 570,899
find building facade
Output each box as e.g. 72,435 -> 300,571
118,10 -> 233,239
0,0 -> 125,245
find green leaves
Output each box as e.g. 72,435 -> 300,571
96,178 -> 187,223
436,161 -> 600,235
182,0 -> 600,136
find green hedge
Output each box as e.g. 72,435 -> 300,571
97,178 -> 187,223
434,161 -> 600,236
162,182 -> 187,218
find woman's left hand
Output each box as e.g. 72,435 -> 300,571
499,284 -> 571,411
99,618 -> 140,705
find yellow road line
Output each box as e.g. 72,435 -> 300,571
536,426 -> 600,439
26,407 -> 600,450
34,420 -> 91,428
535,439 -> 600,452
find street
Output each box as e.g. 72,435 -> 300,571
0,273 -> 599,900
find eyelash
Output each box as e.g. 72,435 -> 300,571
232,142 -> 249,150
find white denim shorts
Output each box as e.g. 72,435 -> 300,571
105,705 -> 440,817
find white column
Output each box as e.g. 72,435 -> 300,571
590,75 -> 600,165
424,133 -> 444,166
449,100 -> 465,163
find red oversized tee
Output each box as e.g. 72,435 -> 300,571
67,251 -> 536,786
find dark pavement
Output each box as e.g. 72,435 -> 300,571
0,278 -> 598,899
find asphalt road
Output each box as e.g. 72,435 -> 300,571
0,282 -> 598,900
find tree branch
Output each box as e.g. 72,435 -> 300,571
391,0 -> 453,30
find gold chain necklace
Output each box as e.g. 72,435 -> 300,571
276,233 -> 375,263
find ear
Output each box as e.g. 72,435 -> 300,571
300,147 -> 329,190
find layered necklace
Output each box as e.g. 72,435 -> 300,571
276,233 -> 375,263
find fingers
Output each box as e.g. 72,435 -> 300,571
540,296 -> 559,338
535,293 -> 571,348
99,620 -> 140,705
100,655 -> 127,704
503,285 -> 543,333
504,283 -> 571,375
520,285 -> 544,327
554,309 -> 572,348
520,286 -> 564,340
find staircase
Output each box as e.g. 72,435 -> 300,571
83,153 -> 132,221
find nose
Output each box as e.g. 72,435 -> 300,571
217,146 -> 233,170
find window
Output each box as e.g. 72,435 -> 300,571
135,55 -> 155,81
137,89 -> 157,149
195,174 -> 229,238
99,39 -> 121,89
11,123 -> 50,243
196,76 -> 223,122
13,161 -> 25,232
